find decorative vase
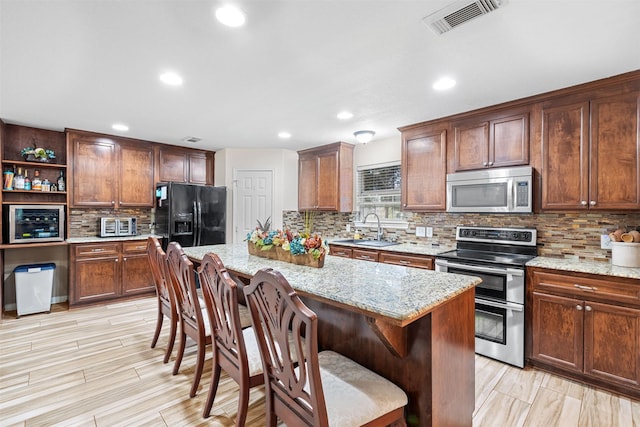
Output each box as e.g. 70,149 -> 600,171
247,242 -> 324,268
23,154 -> 52,163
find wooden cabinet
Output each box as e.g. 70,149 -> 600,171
528,268 -> 640,396
379,252 -> 434,270
541,90 -> 640,210
451,109 -> 529,172
157,146 -> 213,185
330,246 -> 353,258
297,142 -> 353,212
400,124 -> 447,211
70,241 -> 154,305
352,248 -> 379,262
68,131 -> 154,208
329,243 -> 434,269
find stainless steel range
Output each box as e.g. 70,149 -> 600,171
435,226 -> 537,368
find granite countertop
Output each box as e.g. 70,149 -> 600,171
327,238 -> 453,256
183,243 -> 480,325
67,234 -> 158,244
527,256 -> 640,280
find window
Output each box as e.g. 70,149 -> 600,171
356,162 -> 407,226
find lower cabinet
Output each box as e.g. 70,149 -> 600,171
528,268 -> 640,396
329,244 -> 434,269
70,241 -> 154,305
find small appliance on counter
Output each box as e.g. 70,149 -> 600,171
100,217 -> 137,237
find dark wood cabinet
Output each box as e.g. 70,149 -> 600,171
70,241 -> 154,305
329,243 -> 434,269
297,142 -> 353,212
68,131 -> 154,208
528,267 -> 640,396
400,125 -> 447,211
541,90 -> 640,210
451,109 -> 529,172
157,146 -> 213,185
352,248 -> 379,262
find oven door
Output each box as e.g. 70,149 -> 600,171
434,259 -> 525,304
475,297 -> 524,368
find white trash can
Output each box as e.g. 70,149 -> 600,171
14,263 -> 55,317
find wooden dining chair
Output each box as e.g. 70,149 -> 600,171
244,268 -> 409,427
197,252 -> 265,424
165,241 -> 212,398
147,237 -> 178,363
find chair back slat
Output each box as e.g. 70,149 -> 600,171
166,242 -> 202,328
147,237 -> 172,305
245,268 -> 328,426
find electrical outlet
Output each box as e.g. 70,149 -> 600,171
346,224 -> 351,232
601,234 -> 612,250
416,226 -> 426,237
426,227 -> 433,238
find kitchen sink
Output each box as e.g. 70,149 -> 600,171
332,239 -> 400,248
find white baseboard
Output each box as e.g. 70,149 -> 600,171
4,295 -> 68,312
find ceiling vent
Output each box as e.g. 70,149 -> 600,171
423,0 -> 508,35
181,136 -> 202,143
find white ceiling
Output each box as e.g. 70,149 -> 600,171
1,0 -> 639,152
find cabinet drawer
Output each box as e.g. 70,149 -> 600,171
531,270 -> 640,307
352,249 -> 379,262
74,243 -> 120,257
379,252 -> 433,270
123,241 -> 148,254
329,245 -> 353,258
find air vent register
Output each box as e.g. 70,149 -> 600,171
423,0 -> 508,35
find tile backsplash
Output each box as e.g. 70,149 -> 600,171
69,208 -> 153,237
283,210 -> 640,263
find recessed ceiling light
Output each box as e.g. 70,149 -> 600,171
215,5 -> 246,27
112,123 -> 129,132
337,111 -> 353,120
159,72 -> 183,86
433,77 -> 456,91
278,131 -> 291,139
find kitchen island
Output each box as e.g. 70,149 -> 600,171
184,243 -> 480,427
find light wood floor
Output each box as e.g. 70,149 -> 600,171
1,296 -> 639,427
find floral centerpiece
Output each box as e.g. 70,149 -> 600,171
20,143 -> 56,163
246,218 -> 329,268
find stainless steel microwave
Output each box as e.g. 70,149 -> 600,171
446,166 -> 533,213
7,204 -> 65,243
100,217 -> 137,237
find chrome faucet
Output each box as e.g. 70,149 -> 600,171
363,213 -> 383,241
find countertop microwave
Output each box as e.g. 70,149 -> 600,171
446,166 -> 533,213
6,204 -> 65,243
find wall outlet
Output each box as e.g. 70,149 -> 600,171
416,226 -> 426,237
426,227 -> 433,238
601,234 -> 612,250
346,224 -> 351,233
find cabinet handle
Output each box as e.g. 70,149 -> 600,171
123,257 -> 127,261
580,201 -> 588,206
111,200 -> 115,205
399,260 -> 411,265
483,162 -> 488,166
488,161 -> 493,166
355,256 -> 373,260
576,305 -> 583,311
585,305 -> 592,311
589,200 -> 596,206
574,284 -> 598,292
91,248 -> 105,252
115,258 -> 118,262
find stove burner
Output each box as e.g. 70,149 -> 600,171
436,249 -> 536,267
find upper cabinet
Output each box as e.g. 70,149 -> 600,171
450,108 -> 530,172
400,124 -> 447,211
157,145 -> 213,185
68,130 -> 154,208
541,88 -> 640,210
297,142 -> 353,212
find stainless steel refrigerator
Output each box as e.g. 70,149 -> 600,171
155,182 -> 226,249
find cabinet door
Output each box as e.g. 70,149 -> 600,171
188,152 -> 212,185
352,248 -> 379,262
122,253 -> 154,295
316,150 -> 339,210
541,101 -> 590,210
452,120 -> 489,171
329,245 -> 352,258
119,141 -> 154,207
74,256 -> 120,303
72,137 -> 117,207
531,292 -> 584,373
584,301 -> 640,387
298,154 -> 318,210
379,252 -> 433,270
158,147 -> 189,183
401,127 -> 447,211
490,113 -> 529,168
590,91 -> 640,209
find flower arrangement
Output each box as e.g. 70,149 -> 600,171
20,142 -> 56,162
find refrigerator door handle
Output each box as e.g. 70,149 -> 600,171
193,200 -> 199,246
197,201 -> 202,246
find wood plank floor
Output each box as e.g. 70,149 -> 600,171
1,296 -> 639,426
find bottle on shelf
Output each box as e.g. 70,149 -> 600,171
57,170 -> 66,192
14,167 -> 24,190
3,167 -> 14,190
32,169 -> 42,191
42,178 -> 51,192
23,169 -> 31,190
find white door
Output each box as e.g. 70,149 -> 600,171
233,170 -> 273,243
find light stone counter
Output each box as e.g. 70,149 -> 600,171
67,234 -> 158,244
326,238 -> 453,256
527,256 -> 640,280
183,243 -> 480,325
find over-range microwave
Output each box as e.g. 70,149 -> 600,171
5,204 -> 65,244
446,166 -> 533,213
